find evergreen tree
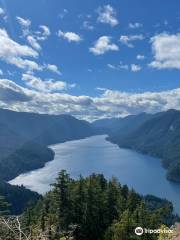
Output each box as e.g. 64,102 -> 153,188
52,170 -> 73,230
17,172 -> 178,240
106,177 -> 121,224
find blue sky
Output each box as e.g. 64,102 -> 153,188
0,0 -> 180,120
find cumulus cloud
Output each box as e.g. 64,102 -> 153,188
92,88 -> 180,118
46,64 -> 61,75
90,36 -> 119,55
119,34 -> 144,48
1,79 -> 180,121
0,79 -> 31,102
27,35 -> 41,51
129,22 -> 143,29
22,73 -> 74,92
58,30 -> 82,42
131,64 -> 142,72
149,33 -> 180,70
0,28 -> 41,71
97,5 -> 118,27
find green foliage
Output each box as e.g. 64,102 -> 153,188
21,171 -> 178,240
157,225 -> 173,240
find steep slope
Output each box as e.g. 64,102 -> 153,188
109,109 -> 180,182
0,109 -> 97,214
0,108 -> 96,181
0,181 -> 40,215
0,108 -> 95,145
92,112 -> 152,136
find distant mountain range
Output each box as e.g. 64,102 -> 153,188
1,108 -> 180,184
1,108 -> 180,214
0,108 -> 96,181
0,108 -> 96,213
93,109 -> 180,182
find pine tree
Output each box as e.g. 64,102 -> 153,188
127,189 -> 141,212
53,170 -> 73,230
106,177 -> 121,224
74,175 -> 86,225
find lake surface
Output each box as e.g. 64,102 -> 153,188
10,135 -> 180,214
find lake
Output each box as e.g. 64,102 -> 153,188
9,135 -> 180,214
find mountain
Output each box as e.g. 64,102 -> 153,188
0,108 -> 95,146
0,108 -> 96,181
92,112 -> 152,136
0,108 -> 97,214
0,181 -> 40,215
107,109 -> 180,182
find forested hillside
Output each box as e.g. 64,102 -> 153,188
0,171 -> 178,240
0,108 -> 95,181
0,181 -> 40,215
0,108 -> 96,216
94,110 -> 180,182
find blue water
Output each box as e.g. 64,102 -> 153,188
9,135 -> 180,214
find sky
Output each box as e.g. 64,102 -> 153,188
0,0 -> 180,120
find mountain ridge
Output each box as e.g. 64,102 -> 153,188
94,109 -> 180,182
0,108 -> 96,181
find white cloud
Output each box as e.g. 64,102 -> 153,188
38,25 -> 51,40
1,79 -> 180,121
137,54 -> 145,60
107,64 -> 117,70
119,34 -> 144,48
27,35 -> 41,51
34,25 -> 51,41
0,28 -> 41,71
16,16 -> 31,36
16,16 -> 31,27
22,73 -> 74,92
0,79 -> 31,102
149,33 -> 180,70
131,64 -> 142,72
97,5 -> 118,27
90,36 -> 119,55
83,21 -> 94,31
129,22 -> 143,29
0,8 -> 4,15
58,30 -> 82,42
0,69 -> 3,75
46,64 -> 61,75
93,88 -> 180,119
16,18 -> 50,43
107,63 -> 129,70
